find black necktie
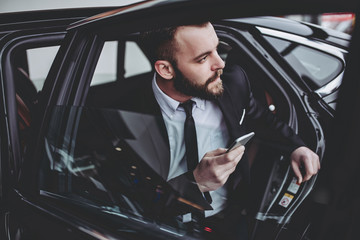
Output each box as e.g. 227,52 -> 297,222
181,100 -> 212,203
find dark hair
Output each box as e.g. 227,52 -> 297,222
140,22 -> 209,65
140,26 -> 178,65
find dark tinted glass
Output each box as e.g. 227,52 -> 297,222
265,36 -> 343,88
39,105 -> 199,238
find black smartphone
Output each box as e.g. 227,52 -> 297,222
226,132 -> 255,153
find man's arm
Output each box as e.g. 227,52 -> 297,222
224,64 -> 320,182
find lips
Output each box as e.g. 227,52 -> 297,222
208,69 -> 223,83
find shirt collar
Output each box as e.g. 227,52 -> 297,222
152,74 -> 206,118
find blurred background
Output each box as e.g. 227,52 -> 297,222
286,13 -> 355,34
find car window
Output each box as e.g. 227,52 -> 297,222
124,41 -> 152,78
91,40 -> 152,86
27,45 -> 59,91
14,43 -> 61,156
264,35 -> 343,88
91,41 -> 117,86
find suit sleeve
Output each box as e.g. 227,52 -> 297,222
224,64 -> 305,154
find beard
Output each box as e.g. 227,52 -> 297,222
172,66 -> 224,100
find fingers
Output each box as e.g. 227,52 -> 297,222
303,152 -> 320,182
206,148 -> 228,156
291,146 -> 321,184
303,160 -> 314,182
194,146 -> 245,192
217,145 -> 245,165
315,153 -> 321,170
291,161 -> 303,184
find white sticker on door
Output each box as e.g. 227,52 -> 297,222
287,177 -> 300,194
279,193 -> 294,208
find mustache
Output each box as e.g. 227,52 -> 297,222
206,69 -> 223,85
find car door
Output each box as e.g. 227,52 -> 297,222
212,21 -> 327,239
0,10 -> 125,240
1,22 -> 200,240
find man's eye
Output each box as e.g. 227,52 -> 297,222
199,56 -> 207,63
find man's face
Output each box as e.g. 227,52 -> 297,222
172,23 -> 225,100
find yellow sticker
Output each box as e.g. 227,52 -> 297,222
284,193 -> 294,198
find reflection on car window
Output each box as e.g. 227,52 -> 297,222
264,36 -> 343,88
39,106 -> 200,237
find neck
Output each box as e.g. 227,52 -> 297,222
156,74 -> 192,103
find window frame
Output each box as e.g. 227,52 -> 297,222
0,30 -> 65,189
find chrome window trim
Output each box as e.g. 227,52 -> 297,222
315,72 -> 343,97
257,27 -> 347,97
257,27 -> 347,57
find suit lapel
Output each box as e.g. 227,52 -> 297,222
139,80 -> 171,179
217,84 -> 250,186
217,84 -> 245,141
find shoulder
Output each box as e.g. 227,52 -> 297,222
222,64 -> 251,100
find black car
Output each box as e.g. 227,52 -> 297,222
0,1 -> 358,239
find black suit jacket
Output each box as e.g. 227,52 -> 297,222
112,64 -> 305,210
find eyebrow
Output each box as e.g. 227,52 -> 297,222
193,51 -> 212,61
192,39 -> 220,61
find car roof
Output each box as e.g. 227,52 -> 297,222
0,7 -> 116,36
67,0 -> 357,31
67,0 -> 158,30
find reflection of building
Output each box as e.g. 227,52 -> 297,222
286,13 -> 356,34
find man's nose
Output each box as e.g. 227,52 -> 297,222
212,51 -> 225,70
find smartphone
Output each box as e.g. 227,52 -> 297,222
226,132 -> 255,153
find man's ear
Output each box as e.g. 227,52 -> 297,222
154,60 -> 175,80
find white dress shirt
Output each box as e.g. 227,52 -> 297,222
152,74 -> 230,217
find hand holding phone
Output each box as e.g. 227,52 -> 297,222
226,132 -> 255,153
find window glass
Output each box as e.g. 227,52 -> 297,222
91,41 -> 117,86
27,46 -> 59,91
39,105 -> 194,237
16,44 -> 60,156
264,36 -> 343,88
124,41 -> 152,78
90,41 -> 152,86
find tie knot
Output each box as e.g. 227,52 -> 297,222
180,100 -> 194,117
